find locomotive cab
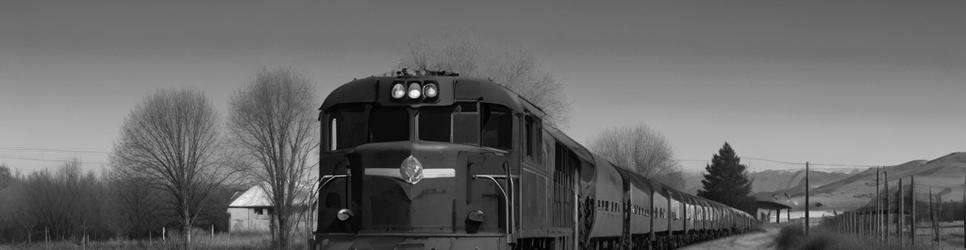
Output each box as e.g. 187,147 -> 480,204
315,76 -> 540,250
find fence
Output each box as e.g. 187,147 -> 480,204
820,171 -> 966,248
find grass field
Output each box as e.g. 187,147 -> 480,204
0,232 -> 313,250
773,221 -> 966,250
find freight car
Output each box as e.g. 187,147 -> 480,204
314,71 -> 757,250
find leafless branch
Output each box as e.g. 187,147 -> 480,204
228,67 -> 318,250
590,124 -> 683,188
398,38 -> 572,127
111,89 -> 236,248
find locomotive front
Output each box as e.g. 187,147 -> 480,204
315,76 -> 523,250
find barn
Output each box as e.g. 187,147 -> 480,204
227,182 -> 318,233
227,185 -> 274,232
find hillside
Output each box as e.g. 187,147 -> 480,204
749,169 -> 850,195
681,168 -> 850,195
774,152 -> 966,210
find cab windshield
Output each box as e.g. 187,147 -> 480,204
326,103 -> 512,150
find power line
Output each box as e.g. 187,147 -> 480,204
0,156 -> 108,165
679,156 -> 878,169
0,146 -> 109,154
744,156 -> 805,165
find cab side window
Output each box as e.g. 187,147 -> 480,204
481,104 -> 512,149
524,115 -> 542,162
453,102 -> 480,144
327,105 -> 368,150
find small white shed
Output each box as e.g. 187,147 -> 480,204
227,186 -> 273,232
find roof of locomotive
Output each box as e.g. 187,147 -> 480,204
546,126 -> 595,161
611,165 -> 656,193
319,76 -> 526,112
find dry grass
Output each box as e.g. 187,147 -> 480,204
773,224 -> 943,250
0,232 -> 313,250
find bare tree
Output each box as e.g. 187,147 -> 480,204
398,38 -> 571,126
228,68 -> 317,249
112,89 -> 237,249
106,163 -> 165,239
590,124 -> 683,188
0,164 -> 10,189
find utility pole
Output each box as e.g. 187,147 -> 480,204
876,167 -> 881,241
884,171 -> 889,242
898,178 -> 904,246
805,161 -> 810,236
911,176 -> 916,246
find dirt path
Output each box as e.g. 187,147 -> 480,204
679,225 -> 783,250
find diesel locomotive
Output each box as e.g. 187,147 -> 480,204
314,72 -> 758,250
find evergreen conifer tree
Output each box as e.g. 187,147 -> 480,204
698,142 -> 754,213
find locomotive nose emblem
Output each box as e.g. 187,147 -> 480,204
400,155 -> 423,184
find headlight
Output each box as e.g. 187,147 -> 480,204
467,209 -> 485,223
337,208 -> 353,221
423,83 -> 438,98
391,83 -> 406,99
407,82 -> 421,99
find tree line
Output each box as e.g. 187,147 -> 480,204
0,67 -> 319,250
0,161 -> 235,244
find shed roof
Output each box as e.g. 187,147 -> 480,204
756,200 -> 792,210
228,185 -> 271,208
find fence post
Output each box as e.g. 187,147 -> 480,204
843,212 -> 852,234
928,187 -> 935,244
935,193 -> 942,243
848,212 -> 852,235
805,161 -> 810,236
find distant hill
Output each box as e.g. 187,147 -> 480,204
680,168 -> 850,196
771,152 -> 966,210
749,169 -> 850,195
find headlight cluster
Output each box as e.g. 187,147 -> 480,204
391,81 -> 438,101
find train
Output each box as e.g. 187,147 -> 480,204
313,71 -> 758,250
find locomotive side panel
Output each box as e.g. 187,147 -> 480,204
520,111 -> 551,237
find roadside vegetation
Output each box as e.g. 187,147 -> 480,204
0,161 -> 244,248
772,224 -> 945,250
0,232 -> 289,250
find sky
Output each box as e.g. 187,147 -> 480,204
1,0 -> 964,174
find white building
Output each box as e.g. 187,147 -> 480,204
227,182 -> 318,233
227,185 -> 273,232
